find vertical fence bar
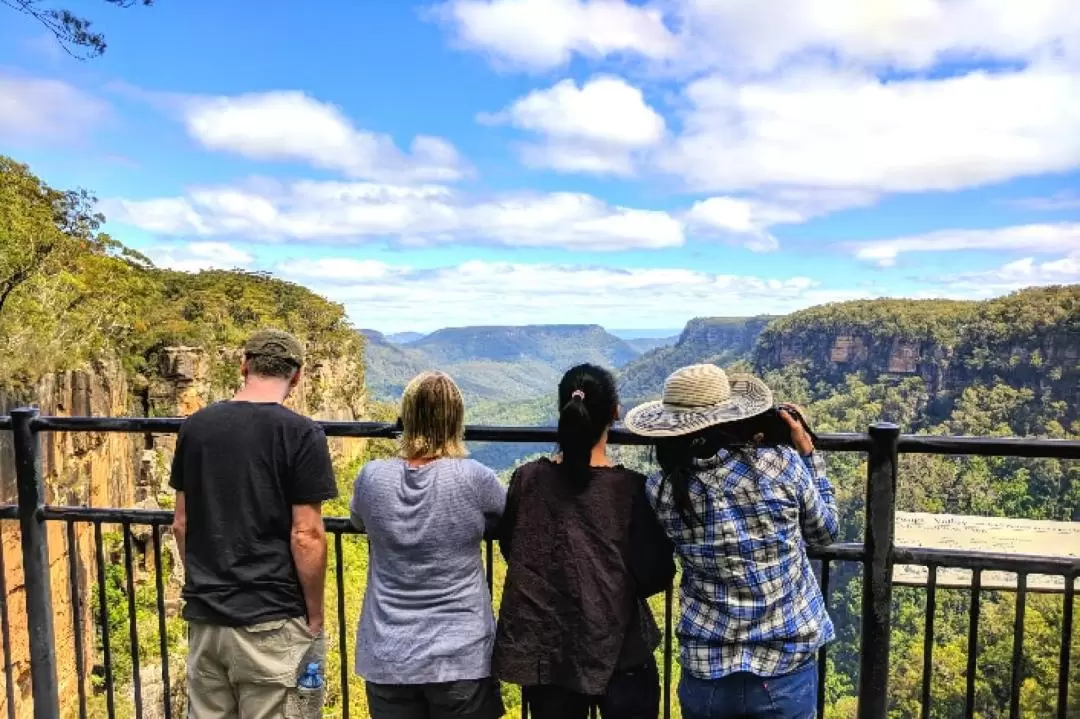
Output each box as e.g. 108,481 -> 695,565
95,522 -> 116,718
334,532 -> 350,719
11,408 -> 60,719
858,422 -> 900,719
122,524 -> 144,719
66,522 -> 88,719
920,565 -> 938,719
663,584 -> 673,719
151,526 -> 172,719
817,560 -> 831,719
0,525 -> 16,719
1008,573 -> 1027,719
964,569 -> 982,719
1057,575 -> 1074,719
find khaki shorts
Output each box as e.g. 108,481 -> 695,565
186,617 -> 326,719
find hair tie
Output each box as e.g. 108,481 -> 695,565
571,390 -> 586,400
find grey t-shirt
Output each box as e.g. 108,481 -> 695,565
349,457 -> 506,684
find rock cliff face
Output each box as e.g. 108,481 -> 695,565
0,346 -> 366,719
753,286 -> 1080,415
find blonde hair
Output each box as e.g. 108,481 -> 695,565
399,371 -> 468,460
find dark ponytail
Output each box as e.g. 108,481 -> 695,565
557,363 -> 618,490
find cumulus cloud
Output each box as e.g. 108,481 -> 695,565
144,242 -> 255,272
0,71 -> 110,144
434,0 -> 678,71
1008,191 -> 1080,211
670,0 -> 1080,74
182,91 -> 468,182
276,257 -> 864,331
104,180 -> 685,251
480,75 -> 665,174
932,253 -> 1080,297
846,223 -> 1080,267
684,189 -> 879,252
435,0 -> 1080,74
659,65 -> 1080,194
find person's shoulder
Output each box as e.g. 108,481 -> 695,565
179,401 -> 235,430
608,465 -> 648,483
751,444 -> 803,476
360,457 -> 399,476
512,457 -> 555,481
270,403 -> 321,428
456,457 -> 498,478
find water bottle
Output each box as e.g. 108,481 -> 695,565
292,662 -> 324,716
298,662 -> 323,690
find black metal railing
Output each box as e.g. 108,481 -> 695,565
0,408 -> 1078,719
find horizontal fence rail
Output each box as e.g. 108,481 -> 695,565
0,411 -> 1077,719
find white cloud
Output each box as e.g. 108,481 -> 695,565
436,0 -> 1080,74
434,0 -> 678,71
671,0 -> 1080,75
659,65 -> 1080,194
104,180 -> 685,251
145,242 -> 255,272
480,75 -> 665,175
276,257 -> 862,332
933,253 -> 1080,297
685,197 -> 780,252
684,189 -> 879,252
182,91 -> 467,182
481,76 -> 664,145
846,223 -> 1080,267
0,72 -> 110,143
1009,191 -> 1080,211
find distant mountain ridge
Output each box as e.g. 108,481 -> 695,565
386,331 -> 424,344
617,316 -> 778,404
363,324 -> 643,402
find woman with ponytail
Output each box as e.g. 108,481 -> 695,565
493,364 -> 675,719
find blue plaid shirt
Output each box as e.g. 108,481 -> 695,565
646,446 -> 838,679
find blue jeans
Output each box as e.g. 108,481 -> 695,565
678,660 -> 817,719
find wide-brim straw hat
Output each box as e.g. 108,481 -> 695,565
623,364 -> 774,437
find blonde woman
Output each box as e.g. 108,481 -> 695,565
349,371 -> 506,718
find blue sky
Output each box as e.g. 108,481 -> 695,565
2,0 -> 1078,333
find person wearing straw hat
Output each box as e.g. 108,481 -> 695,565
624,364 -> 838,719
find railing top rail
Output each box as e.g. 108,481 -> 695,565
4,414 -> 1079,458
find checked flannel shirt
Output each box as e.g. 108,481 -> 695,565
645,445 -> 838,679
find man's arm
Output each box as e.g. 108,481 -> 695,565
291,503 -> 328,635
171,492 -> 187,563
168,429 -> 186,563
289,426 -> 337,635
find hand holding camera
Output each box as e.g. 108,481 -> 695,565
777,403 -> 815,456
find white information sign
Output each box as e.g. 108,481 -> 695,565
892,512 -> 1080,591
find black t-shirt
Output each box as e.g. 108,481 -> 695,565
169,401 -> 338,626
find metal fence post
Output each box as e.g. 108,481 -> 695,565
858,422 -> 900,719
11,407 -> 60,719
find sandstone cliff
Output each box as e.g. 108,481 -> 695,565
753,286 -> 1080,417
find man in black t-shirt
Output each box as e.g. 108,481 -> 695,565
170,329 -> 338,718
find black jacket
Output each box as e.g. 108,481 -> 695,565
493,459 -> 675,695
